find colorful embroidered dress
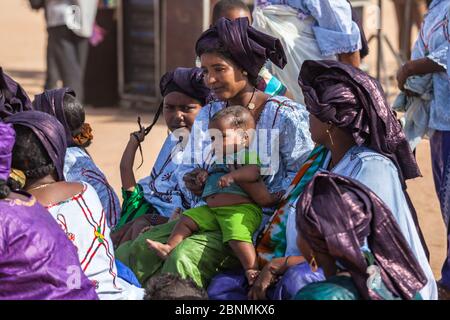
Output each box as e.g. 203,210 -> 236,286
46,182 -> 144,300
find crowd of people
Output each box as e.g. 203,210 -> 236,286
1,0 -> 450,300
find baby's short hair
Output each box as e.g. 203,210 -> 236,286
210,105 -> 255,130
144,273 -> 208,300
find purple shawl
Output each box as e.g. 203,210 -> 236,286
32,87 -> 77,147
0,68 -> 32,119
196,17 -> 287,79
160,67 -> 210,105
298,60 -> 421,185
0,122 -> 15,181
4,111 -> 67,182
296,172 -> 427,300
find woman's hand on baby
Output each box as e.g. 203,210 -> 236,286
218,173 -> 235,188
183,168 -> 208,196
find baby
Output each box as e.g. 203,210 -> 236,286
146,105 -> 282,284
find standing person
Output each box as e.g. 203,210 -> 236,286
115,17 -> 314,288
397,0 -> 450,299
33,88 -> 121,229
0,121 -> 98,300
252,0 -> 365,104
5,111 -> 144,300
43,0 -> 98,102
295,172 -> 427,300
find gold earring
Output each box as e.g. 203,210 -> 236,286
309,255 -> 319,273
326,127 -> 334,146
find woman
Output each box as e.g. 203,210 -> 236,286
209,59 -> 436,300
295,172 -> 426,300
397,0 -> 450,298
115,17 -> 314,288
252,0 -> 366,103
5,111 -> 144,300
0,121 -> 98,300
32,88 -> 121,229
112,67 -> 210,245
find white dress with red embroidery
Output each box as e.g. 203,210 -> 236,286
46,182 -> 144,300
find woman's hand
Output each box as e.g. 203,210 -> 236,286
397,62 -> 412,91
183,168 -> 208,196
248,263 -> 277,300
130,126 -> 146,144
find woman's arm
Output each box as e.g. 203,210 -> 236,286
397,58 -> 446,91
120,128 -> 145,191
248,255 -> 306,300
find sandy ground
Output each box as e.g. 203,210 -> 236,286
0,0 -> 446,279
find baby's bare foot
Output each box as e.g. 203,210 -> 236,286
146,239 -> 173,259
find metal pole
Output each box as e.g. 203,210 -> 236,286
401,0 -> 412,61
377,0 -> 383,80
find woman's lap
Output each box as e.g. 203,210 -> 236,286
115,220 -> 239,287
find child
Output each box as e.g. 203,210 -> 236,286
111,67 -> 210,246
146,105 -> 282,285
144,273 -> 208,300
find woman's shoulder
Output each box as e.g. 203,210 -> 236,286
263,96 -> 308,119
350,146 -> 396,168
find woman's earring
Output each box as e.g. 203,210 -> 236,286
309,255 -> 319,273
326,127 -> 334,146
243,70 -> 248,76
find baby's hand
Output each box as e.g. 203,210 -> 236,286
218,173 -> 235,188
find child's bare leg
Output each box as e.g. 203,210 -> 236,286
228,240 -> 259,285
146,216 -> 199,259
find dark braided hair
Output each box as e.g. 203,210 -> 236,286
11,125 -> 56,184
63,93 -> 91,148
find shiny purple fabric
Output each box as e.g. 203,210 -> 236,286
0,123 -> 15,181
0,194 -> 98,300
0,68 -> 32,119
196,17 -> 287,79
298,60 -> 421,185
160,67 -> 210,105
296,172 -> 427,300
4,111 -> 67,181
207,263 -> 325,300
32,88 -> 77,147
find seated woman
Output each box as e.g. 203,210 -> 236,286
32,88 -> 121,229
0,121 -> 98,300
115,17 -> 314,288
5,111 -> 144,300
111,67 -> 211,246
295,172 -> 427,300
211,0 -> 291,98
208,60 -> 437,300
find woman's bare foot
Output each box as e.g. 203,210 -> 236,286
146,239 -> 173,259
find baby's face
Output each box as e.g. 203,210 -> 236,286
209,119 -> 249,156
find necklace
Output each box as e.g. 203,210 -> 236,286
246,87 -> 257,110
28,182 -> 55,192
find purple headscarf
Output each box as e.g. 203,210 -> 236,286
32,87 -> 77,147
196,17 -> 287,79
296,172 -> 427,300
160,67 -> 211,105
298,60 -> 421,184
0,122 -> 15,181
4,111 -> 67,182
0,68 -> 32,119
